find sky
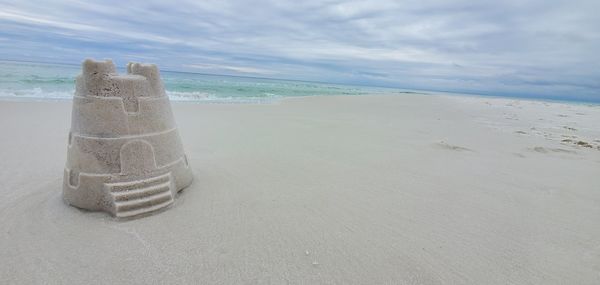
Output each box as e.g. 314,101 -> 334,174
0,0 -> 599,100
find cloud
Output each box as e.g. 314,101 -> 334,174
183,63 -> 276,75
0,0 -> 599,100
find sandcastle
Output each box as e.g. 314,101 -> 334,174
63,59 -> 193,218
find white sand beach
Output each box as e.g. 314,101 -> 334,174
1,94 -> 599,284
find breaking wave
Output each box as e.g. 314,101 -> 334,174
0,88 -> 283,104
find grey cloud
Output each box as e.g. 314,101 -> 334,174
0,0 -> 598,100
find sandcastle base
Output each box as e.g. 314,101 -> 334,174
64,159 -> 192,218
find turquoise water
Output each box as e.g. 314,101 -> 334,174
0,60 -> 417,103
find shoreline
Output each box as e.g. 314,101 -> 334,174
1,90 -> 599,106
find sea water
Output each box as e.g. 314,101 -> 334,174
0,60 -> 416,103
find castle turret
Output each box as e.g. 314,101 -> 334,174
127,62 -> 166,97
63,59 -> 193,218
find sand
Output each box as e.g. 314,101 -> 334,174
1,94 -> 599,284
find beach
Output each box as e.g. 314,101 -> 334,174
1,94 -> 599,284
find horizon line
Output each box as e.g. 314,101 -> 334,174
2,58 -> 599,104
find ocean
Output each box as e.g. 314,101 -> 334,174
0,60 -> 420,103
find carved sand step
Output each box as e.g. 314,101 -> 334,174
114,191 -> 173,213
112,182 -> 171,202
116,199 -> 174,218
109,174 -> 171,192
105,173 -> 175,218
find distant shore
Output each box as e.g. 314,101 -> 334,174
3,60 -> 600,104
1,94 -> 599,284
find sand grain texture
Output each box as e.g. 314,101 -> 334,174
1,95 -> 599,284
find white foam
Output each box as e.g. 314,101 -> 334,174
0,88 -> 281,104
0,88 -> 73,101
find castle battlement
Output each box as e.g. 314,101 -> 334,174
127,62 -> 166,96
76,59 -> 164,99
71,59 -> 176,135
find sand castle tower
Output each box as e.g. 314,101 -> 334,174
63,59 -> 193,218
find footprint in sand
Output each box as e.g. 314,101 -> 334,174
551,148 -> 577,154
561,139 -> 597,149
436,141 -> 473,152
530,146 -> 577,154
